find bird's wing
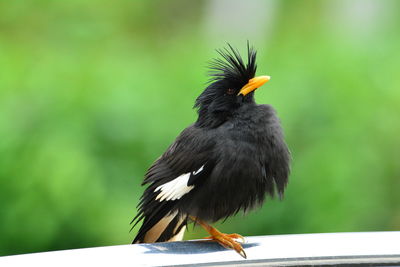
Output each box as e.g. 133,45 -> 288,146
132,125 -> 215,243
144,125 -> 214,185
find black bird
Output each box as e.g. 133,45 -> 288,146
131,44 -> 290,258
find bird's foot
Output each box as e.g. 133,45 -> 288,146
204,232 -> 247,258
190,216 -> 247,258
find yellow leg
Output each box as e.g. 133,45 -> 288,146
191,216 -> 247,258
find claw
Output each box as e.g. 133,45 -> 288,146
230,237 -> 247,259
238,247 -> 247,259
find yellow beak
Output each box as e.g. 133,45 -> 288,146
238,75 -> 271,96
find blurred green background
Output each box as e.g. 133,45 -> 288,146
1,0 -> 400,257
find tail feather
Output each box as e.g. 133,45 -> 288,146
156,214 -> 187,242
133,212 -> 187,244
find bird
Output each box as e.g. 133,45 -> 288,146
131,43 -> 291,258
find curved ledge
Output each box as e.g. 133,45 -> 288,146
1,232 -> 400,266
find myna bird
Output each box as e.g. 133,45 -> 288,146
131,44 -> 291,258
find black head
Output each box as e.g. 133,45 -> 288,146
194,44 -> 270,128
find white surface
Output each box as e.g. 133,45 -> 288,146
1,232 -> 400,267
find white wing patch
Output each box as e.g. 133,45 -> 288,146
154,165 -> 204,202
155,173 -> 193,201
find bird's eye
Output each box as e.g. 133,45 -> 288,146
226,88 -> 235,95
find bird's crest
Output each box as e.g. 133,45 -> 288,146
208,43 -> 257,85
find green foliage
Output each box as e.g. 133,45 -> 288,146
1,0 -> 399,256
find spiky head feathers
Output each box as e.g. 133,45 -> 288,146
208,44 -> 257,86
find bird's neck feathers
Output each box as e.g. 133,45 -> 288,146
194,92 -> 256,128
194,108 -> 230,128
